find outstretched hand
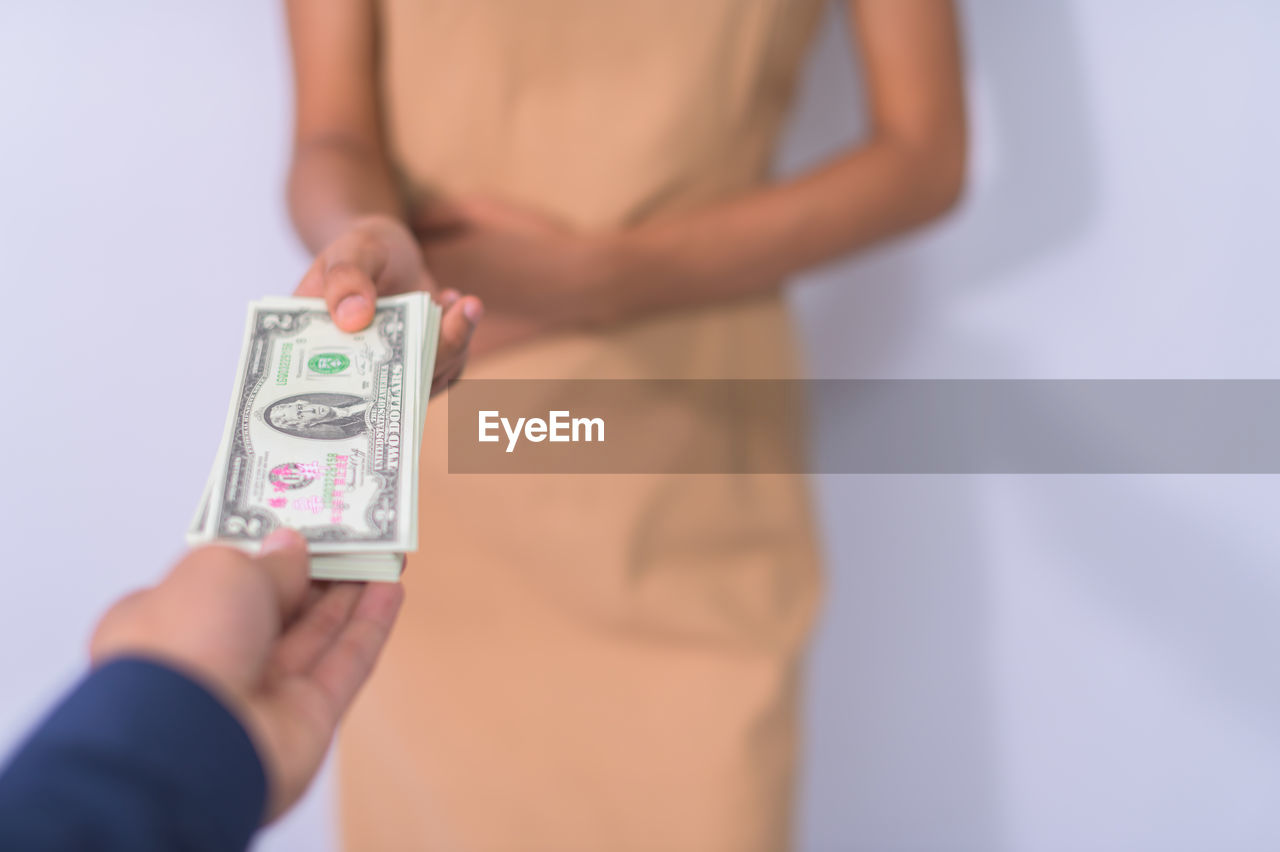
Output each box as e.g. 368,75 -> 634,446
295,214 -> 483,391
90,531 -> 400,821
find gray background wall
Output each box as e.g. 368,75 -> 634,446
2,2 -> 1278,850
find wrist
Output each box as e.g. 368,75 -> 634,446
577,228 -> 654,326
573,233 -> 622,325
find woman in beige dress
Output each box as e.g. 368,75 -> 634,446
286,1 -> 966,849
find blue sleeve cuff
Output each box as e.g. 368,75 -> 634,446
0,657 -> 267,851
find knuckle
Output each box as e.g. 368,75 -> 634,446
323,264 -> 373,301
350,227 -> 384,259
324,260 -> 360,282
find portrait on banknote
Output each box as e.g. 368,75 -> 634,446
264,392 -> 369,440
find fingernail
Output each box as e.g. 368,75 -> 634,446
261,528 -> 303,555
463,299 -> 484,323
336,294 -> 370,326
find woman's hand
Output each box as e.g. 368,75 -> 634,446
411,196 -> 618,328
296,214 -> 439,329
431,288 -> 481,392
296,214 -> 483,394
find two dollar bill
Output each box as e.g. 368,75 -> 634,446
187,293 -> 441,581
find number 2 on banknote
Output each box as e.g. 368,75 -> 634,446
225,515 -> 266,537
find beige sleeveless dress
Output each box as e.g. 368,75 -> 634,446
339,2 -> 827,849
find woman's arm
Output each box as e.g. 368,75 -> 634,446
418,0 -> 966,329
608,0 -> 965,317
603,0 -> 967,319
284,0 -> 402,252
285,0 -> 480,381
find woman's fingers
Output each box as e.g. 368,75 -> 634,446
436,296 -> 482,372
291,235 -> 384,331
320,227 -> 393,331
289,218 -> 481,352
322,262 -> 379,332
292,218 -> 413,331
427,296 -> 480,395
298,253 -> 479,384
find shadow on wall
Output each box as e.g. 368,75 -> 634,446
780,1 -> 1099,850
1021,475 -> 1280,745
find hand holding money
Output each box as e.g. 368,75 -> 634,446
298,214 -> 481,392
91,529 -> 403,820
295,213 -> 482,339
188,212 -> 481,580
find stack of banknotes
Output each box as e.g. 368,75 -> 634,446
187,293 -> 441,581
